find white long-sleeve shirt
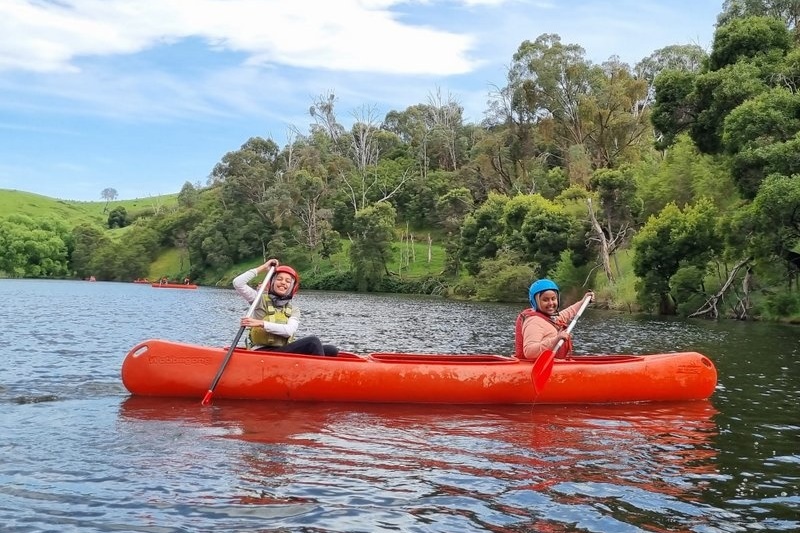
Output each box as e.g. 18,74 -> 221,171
232,268 -> 300,339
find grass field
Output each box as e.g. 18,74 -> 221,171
326,235 -> 447,278
148,248 -> 191,281
0,189 -> 177,228
207,233 -> 449,288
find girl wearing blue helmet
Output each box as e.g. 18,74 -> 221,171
514,278 -> 593,360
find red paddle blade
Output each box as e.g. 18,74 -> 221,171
201,390 -> 213,406
532,349 -> 555,394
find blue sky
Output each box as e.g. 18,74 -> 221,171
0,0 -> 723,201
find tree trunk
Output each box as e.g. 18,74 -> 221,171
587,198 -> 615,282
427,234 -> 432,263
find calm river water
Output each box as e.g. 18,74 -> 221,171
0,279 -> 798,532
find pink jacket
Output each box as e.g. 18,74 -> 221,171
519,299 -> 584,360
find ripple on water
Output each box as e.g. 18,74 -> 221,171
1,280 -> 799,532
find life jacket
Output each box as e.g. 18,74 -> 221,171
514,308 -> 573,359
248,297 -> 294,347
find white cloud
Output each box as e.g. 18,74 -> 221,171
0,0 -> 721,201
0,0 -> 479,75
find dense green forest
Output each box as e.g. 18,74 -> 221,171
2,1 -> 800,322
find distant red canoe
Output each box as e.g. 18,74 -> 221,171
151,283 -> 198,289
133,278 -> 150,284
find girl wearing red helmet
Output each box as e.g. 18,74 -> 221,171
233,258 -> 338,356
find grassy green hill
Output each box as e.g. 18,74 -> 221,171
0,189 -> 177,227
1,189 -> 449,289
1,188 -> 186,281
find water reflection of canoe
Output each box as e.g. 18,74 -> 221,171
118,397 -> 720,499
118,395 -> 721,530
121,339 -> 717,404
118,396 -> 718,447
150,283 -> 198,289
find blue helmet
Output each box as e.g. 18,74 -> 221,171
529,278 -> 559,310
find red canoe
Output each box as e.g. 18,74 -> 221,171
150,283 -> 198,289
121,339 -> 717,405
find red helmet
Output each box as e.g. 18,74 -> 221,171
271,265 -> 300,297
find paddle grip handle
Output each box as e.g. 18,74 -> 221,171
564,295 -> 592,335
244,266 -> 276,319
551,295 -> 592,355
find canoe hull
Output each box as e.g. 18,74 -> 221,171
121,339 -> 717,404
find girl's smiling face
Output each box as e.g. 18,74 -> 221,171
271,272 -> 295,297
535,290 -> 559,314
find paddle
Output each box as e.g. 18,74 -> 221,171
201,266 -> 275,405
531,294 -> 592,394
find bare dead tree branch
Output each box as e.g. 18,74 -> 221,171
689,257 -> 753,319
